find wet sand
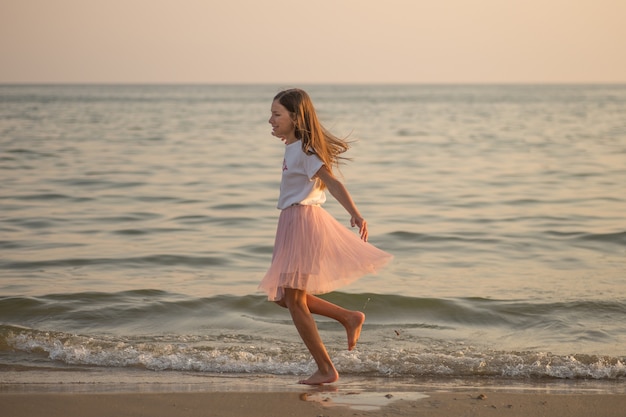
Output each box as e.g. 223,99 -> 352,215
3,389 -> 626,417
2,369 -> 625,416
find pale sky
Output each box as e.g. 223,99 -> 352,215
1,0 -> 625,84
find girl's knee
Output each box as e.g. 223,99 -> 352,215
283,288 -> 306,309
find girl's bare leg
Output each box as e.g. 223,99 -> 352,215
305,295 -> 365,351
283,288 -> 339,385
276,294 -> 365,351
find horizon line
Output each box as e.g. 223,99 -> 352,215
2,81 -> 626,86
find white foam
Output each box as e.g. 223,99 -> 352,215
5,328 -> 626,380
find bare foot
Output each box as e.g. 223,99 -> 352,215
298,369 -> 339,385
346,311 -> 365,351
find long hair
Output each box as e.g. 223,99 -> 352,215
274,89 -> 351,180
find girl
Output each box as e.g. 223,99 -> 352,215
258,88 -> 393,385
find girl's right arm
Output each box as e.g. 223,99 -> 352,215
315,165 -> 368,242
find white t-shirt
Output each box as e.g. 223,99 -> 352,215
277,140 -> 326,209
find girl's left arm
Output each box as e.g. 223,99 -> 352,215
315,165 -> 368,242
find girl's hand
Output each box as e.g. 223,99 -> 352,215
351,216 -> 368,242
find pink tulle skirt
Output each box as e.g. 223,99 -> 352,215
258,204 -> 393,301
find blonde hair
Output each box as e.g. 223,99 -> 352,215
274,89 -> 351,178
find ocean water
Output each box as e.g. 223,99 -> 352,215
1,84 -> 625,384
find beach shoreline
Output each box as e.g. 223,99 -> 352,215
3,386 -> 626,417
3,366 -> 625,393
2,369 -> 626,416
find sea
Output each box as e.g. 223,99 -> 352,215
1,84 -> 625,391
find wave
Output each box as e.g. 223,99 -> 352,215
2,291 -> 625,331
1,291 -> 625,380
577,230 -> 626,246
1,324 -> 624,380
390,229 -> 626,247
0,255 -> 228,270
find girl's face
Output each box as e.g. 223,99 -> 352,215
269,100 -> 296,144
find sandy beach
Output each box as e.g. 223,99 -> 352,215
3,390 -> 626,417
3,370 -> 625,417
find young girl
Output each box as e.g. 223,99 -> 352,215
258,88 -> 393,385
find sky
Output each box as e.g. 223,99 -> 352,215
1,0 -> 625,84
